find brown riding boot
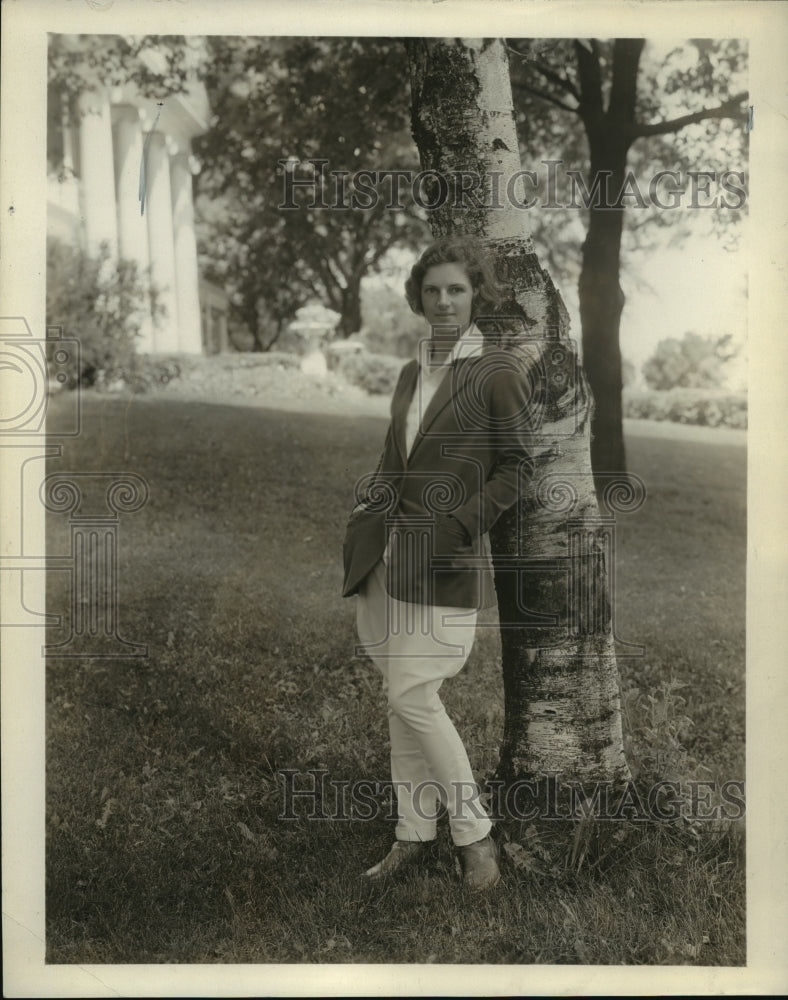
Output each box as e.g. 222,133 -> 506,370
364,840 -> 432,880
456,834 -> 500,891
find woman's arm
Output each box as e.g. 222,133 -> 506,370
352,428 -> 391,511
351,359 -> 414,512
450,352 -> 536,539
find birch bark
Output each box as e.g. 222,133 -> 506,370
406,37 -> 631,784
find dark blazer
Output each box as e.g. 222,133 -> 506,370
342,346 -> 536,609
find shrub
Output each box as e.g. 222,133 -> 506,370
46,237 -> 165,388
334,348 -> 403,395
211,350 -> 301,371
623,387 -> 747,429
324,337 -> 364,373
120,354 -> 187,392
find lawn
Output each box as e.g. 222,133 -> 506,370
44,385 -> 746,965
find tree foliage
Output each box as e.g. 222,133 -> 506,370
642,331 -> 738,390
194,36 -> 428,345
508,38 -> 748,267
506,37 -> 748,479
48,34 -> 197,105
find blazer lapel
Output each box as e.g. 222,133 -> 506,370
407,358 -> 472,463
391,360 -> 419,468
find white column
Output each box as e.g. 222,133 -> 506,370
143,131 -> 179,352
112,104 -> 154,352
170,152 -> 203,353
78,88 -> 119,258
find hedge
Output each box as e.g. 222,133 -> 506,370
328,345 -> 403,395
623,387 -> 747,429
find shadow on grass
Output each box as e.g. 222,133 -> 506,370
43,391 -> 746,965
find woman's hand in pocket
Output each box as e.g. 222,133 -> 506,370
433,512 -> 471,555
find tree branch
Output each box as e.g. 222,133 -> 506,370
324,253 -> 348,291
296,273 -> 323,303
308,251 -> 343,297
505,40 -> 580,101
531,58 -> 581,102
628,92 -> 748,138
363,225 -> 406,274
511,79 -> 579,115
309,268 -> 340,312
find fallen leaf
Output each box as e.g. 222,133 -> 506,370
238,822 -> 256,842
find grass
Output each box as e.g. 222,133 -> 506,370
44,387 -> 746,965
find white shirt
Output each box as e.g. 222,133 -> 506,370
404,323 -> 485,458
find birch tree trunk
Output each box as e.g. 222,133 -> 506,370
406,37 -> 631,786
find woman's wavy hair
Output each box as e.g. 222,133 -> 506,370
404,235 -> 505,320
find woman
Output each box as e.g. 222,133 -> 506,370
342,235 -> 535,891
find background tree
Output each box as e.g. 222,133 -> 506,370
407,36 -> 631,787
194,36 -> 428,346
642,331 -> 737,390
507,38 -> 748,481
48,33 -> 196,103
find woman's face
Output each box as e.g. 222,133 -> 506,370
420,262 -> 474,338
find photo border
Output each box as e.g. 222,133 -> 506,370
2,0 -> 786,995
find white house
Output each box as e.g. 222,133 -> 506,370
47,36 -> 228,355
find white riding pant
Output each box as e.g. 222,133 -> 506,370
355,557 -> 492,847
